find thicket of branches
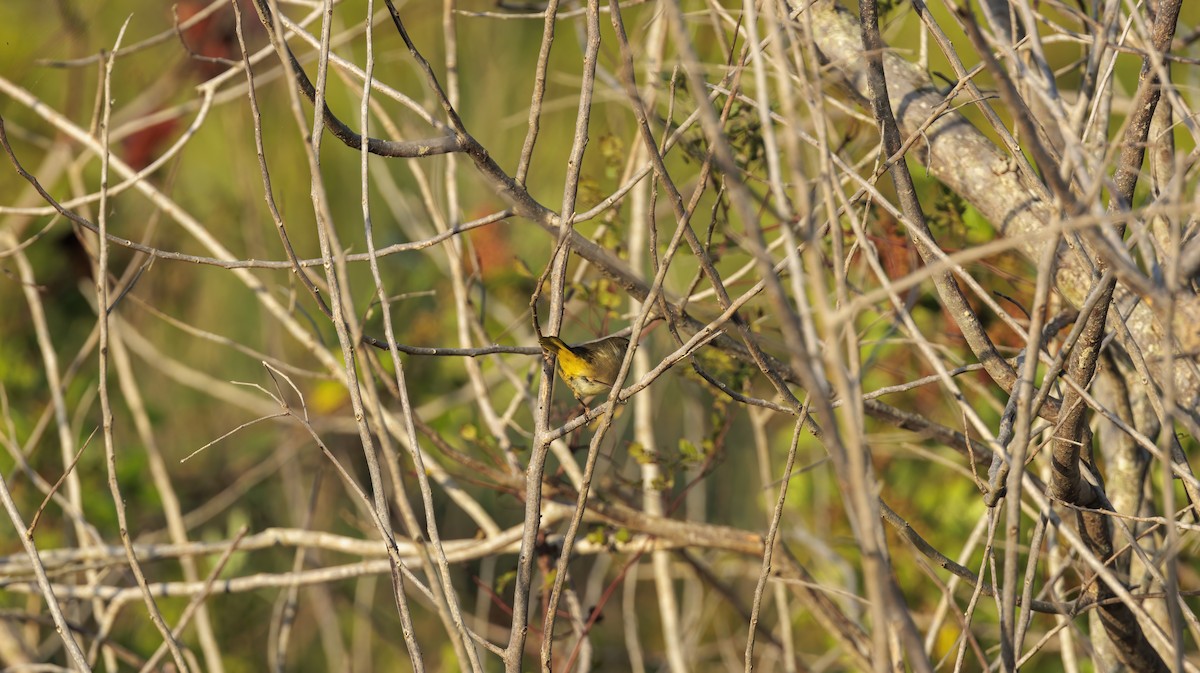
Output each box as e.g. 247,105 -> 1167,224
2,0 -> 1199,670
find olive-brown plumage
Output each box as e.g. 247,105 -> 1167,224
538,335 -> 629,401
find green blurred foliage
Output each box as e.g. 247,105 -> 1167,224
2,0 -> 1197,670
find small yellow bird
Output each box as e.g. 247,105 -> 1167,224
538,334 -> 630,401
